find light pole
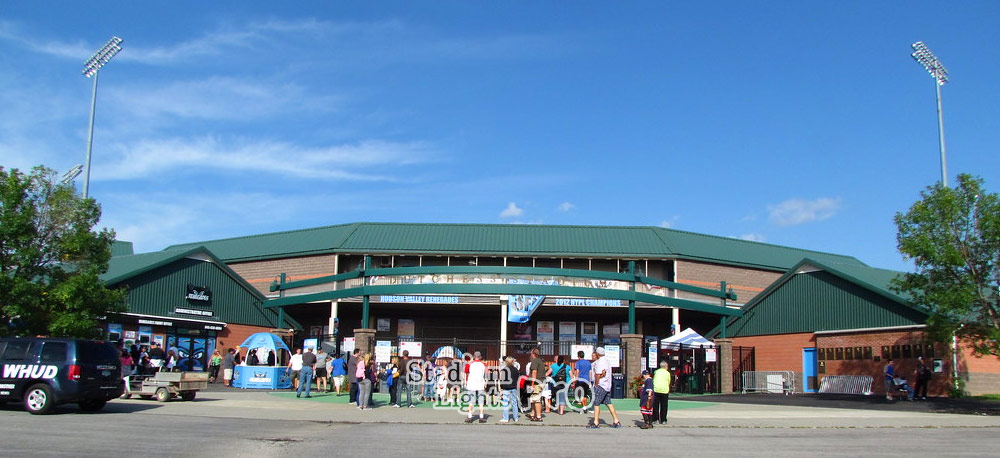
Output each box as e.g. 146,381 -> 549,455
910,41 -> 949,187
81,36 -> 123,199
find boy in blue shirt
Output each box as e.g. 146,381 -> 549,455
572,350 -> 592,414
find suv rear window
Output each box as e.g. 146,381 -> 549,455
1,341 -> 32,360
40,342 -> 68,363
78,342 -> 119,363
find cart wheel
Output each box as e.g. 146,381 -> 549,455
180,391 -> 196,402
155,387 -> 171,402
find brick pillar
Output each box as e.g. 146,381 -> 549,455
716,338 -> 734,393
354,328 -> 376,355
621,333 -> 643,398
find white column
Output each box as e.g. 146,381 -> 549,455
328,301 -> 339,335
500,297 -> 508,361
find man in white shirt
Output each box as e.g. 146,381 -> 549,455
287,348 -> 303,390
464,351 -> 488,423
587,347 -> 621,428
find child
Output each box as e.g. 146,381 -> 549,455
639,370 -> 655,429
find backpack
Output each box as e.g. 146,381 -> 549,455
553,363 -> 568,383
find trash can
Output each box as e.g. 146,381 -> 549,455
688,374 -> 701,394
611,374 -> 625,399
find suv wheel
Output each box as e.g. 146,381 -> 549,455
24,384 -> 55,415
79,399 -> 107,412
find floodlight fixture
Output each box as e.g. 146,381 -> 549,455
81,36 -> 123,198
910,41 -> 949,187
911,41 -> 948,85
82,36 -> 123,77
60,164 -> 84,185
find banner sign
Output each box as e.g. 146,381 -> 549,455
508,295 -> 545,323
558,322 -> 576,341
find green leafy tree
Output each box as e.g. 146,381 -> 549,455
0,165 -> 125,338
894,173 -> 1000,357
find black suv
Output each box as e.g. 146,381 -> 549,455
0,337 -> 124,414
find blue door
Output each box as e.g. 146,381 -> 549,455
802,348 -> 817,393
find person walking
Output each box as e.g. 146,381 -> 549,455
550,355 -> 571,415
287,348 -> 303,391
639,370 -> 655,429
498,356 -> 520,423
208,350 -> 222,383
914,356 -> 932,400
399,350 -> 415,407
357,352 -> 373,410
314,348 -> 328,393
464,351 -> 488,423
222,348 -> 235,387
527,347 -> 548,422
346,349 -> 360,405
330,352 -> 347,395
652,360 -> 672,424
587,347 -> 621,428
297,347 -> 317,398
573,350 -> 593,414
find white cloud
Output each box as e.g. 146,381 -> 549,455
500,202 -> 524,218
96,137 -> 435,181
557,202 -> 575,212
107,77 -> 338,123
735,233 -> 766,242
767,197 -> 842,226
659,216 -> 680,229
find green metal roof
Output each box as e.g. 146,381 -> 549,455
714,258 -> 927,338
102,246 -> 301,330
163,222 -> 867,272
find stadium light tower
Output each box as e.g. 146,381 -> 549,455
910,41 -> 949,187
81,36 -> 123,198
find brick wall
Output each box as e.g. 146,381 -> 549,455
674,260 -> 781,305
216,323 -> 280,358
228,255 -> 337,295
732,333 -> 814,392
958,345 -> 1000,396
815,329 -> 950,396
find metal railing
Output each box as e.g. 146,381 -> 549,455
817,375 -> 873,395
741,370 -> 795,394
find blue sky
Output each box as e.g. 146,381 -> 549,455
1,2 -> 998,272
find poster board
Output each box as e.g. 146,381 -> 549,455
605,344 -> 621,368
400,341 -> 423,358
398,319 -> 415,338
581,322 -> 598,343
375,340 -> 393,363
571,344 -> 594,360
377,318 -> 391,332
342,337 -> 356,354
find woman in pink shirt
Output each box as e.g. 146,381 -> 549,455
357,352 -> 373,410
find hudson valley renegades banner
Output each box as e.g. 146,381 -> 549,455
508,295 -> 545,323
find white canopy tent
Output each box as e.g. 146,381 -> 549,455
660,328 -> 715,349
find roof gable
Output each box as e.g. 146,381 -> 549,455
716,258 -> 926,338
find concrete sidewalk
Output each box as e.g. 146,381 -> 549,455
105,388 -> 1000,428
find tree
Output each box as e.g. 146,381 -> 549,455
0,165 -> 126,338
894,173 -> 1000,357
